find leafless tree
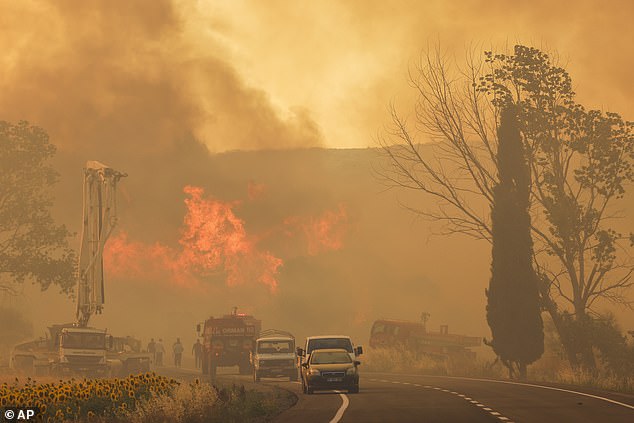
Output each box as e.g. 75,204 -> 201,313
379,45 -> 634,369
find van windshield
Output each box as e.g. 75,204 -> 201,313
307,338 -> 353,354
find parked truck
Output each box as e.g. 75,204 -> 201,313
198,308 -> 261,379
369,318 -> 481,360
107,336 -> 152,376
11,324 -> 109,377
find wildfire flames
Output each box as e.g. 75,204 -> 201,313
284,204 -> 348,255
104,185 -> 348,291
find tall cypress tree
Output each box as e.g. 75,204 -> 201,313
486,105 -> 544,379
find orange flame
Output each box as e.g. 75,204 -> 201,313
105,186 -> 349,291
104,186 -> 282,291
247,180 -> 267,200
284,204 -> 349,255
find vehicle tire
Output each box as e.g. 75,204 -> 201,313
348,385 -> 359,394
253,369 -> 260,383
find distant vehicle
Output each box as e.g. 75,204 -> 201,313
107,336 -> 151,376
369,319 -> 480,360
297,335 -> 363,365
251,329 -> 297,382
198,307 -> 262,379
11,324 -> 109,377
300,348 -> 360,394
296,335 -> 363,383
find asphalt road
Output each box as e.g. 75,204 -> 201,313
269,372 -> 634,423
157,367 -> 634,422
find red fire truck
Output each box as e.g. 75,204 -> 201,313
197,308 -> 262,379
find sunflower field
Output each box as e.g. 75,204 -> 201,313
0,372 -> 214,422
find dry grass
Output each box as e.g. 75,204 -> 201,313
362,346 -> 504,379
363,346 -> 634,394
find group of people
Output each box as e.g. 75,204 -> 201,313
146,338 -> 204,368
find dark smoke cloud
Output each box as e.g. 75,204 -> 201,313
0,0 -> 322,155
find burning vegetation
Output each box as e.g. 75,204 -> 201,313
104,185 -> 349,292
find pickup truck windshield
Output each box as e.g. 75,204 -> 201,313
307,338 -> 353,353
257,340 -> 293,353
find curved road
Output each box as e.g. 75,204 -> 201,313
159,368 -> 634,422
269,372 -> 634,422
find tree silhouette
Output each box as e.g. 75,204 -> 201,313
486,105 -> 543,379
380,45 -> 634,370
0,121 -> 75,295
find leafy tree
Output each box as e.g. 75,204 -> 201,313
486,105 -> 543,379
380,45 -> 634,370
0,121 -> 75,295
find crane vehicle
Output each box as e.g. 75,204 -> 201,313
11,162 -> 131,377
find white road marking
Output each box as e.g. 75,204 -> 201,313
370,377 -> 515,423
382,373 -> 634,410
329,391 -> 350,423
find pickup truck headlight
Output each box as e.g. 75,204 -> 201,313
346,367 -> 357,375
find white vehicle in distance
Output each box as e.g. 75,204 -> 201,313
252,329 -> 297,382
296,335 -> 363,370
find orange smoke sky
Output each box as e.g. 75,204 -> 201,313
104,185 -> 349,291
1,1 -> 631,154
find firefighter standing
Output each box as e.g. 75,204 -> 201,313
147,338 -> 156,363
155,339 -> 165,366
192,339 -> 203,368
173,338 -> 184,368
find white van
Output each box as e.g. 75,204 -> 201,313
297,335 -> 363,369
